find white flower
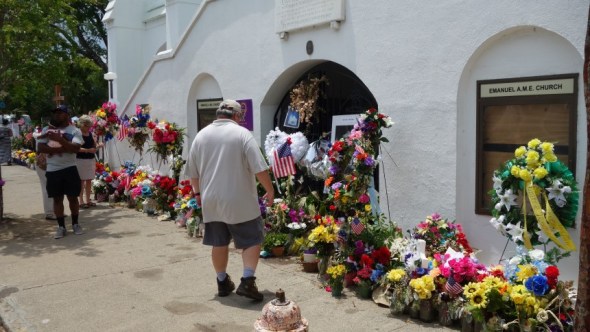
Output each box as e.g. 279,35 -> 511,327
536,310 -> 549,323
492,175 -> 503,191
496,189 -> 518,211
383,116 -> 395,127
546,179 -> 571,208
509,255 -> 522,265
489,215 -> 506,234
528,249 -> 545,261
506,222 -> 524,243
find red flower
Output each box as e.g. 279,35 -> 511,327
370,246 -> 391,266
329,205 -> 336,211
147,121 -> 156,129
545,266 -> 559,279
360,254 -> 373,267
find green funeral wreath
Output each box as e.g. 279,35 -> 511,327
489,138 -> 578,251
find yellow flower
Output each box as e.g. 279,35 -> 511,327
387,269 -> 406,283
327,264 -> 346,280
519,169 -> 532,182
544,152 -> 558,163
463,282 -> 480,299
482,276 -> 503,289
514,146 -> 527,158
527,138 -> 541,149
96,110 -> 106,118
533,167 -> 548,179
516,264 -> 537,282
511,166 -> 521,177
364,204 -> 371,212
525,150 -> 540,167
540,142 -> 554,153
470,290 -> 488,309
341,196 -> 348,204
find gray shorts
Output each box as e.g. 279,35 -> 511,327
203,216 -> 264,249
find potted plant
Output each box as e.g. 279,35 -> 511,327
263,232 -> 289,257
302,247 -> 318,263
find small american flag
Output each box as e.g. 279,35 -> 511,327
444,274 -> 463,296
350,218 -> 365,235
272,139 -> 296,178
117,116 -> 129,141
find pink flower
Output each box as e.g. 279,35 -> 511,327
358,194 -> 370,204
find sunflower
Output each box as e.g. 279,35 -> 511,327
470,290 -> 488,309
463,282 -> 480,299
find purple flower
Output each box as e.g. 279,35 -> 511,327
364,157 -> 375,167
0,179 -> 4,187
329,165 -> 339,175
331,182 -> 342,190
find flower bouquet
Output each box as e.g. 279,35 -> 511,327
409,274 -> 437,322
148,121 -> 185,162
386,268 -> 411,315
411,213 -> 473,256
92,102 -> 119,141
326,264 -> 346,297
125,104 -> 153,155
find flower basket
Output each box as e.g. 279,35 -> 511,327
302,262 -> 319,273
271,246 -> 285,257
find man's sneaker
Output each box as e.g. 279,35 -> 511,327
54,227 -> 66,239
217,275 -> 235,297
72,224 -> 84,235
236,276 -> 264,301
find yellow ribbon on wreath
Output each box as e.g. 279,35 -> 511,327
523,184 -> 576,251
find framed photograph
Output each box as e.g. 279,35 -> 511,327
283,106 -> 300,128
330,114 -> 359,142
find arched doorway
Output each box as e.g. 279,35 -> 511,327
273,62 -> 378,142
272,61 -> 379,193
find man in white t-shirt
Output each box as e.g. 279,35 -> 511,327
37,105 -> 84,239
185,99 -> 274,301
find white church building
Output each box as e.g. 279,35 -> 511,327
102,0 -> 589,281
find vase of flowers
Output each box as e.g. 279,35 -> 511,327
326,264 -> 346,298
387,268 -> 408,316
409,275 -> 436,322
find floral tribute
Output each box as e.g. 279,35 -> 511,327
489,138 -> 578,253
325,107 -> 393,215
411,213 -> 473,256
148,121 -> 185,162
124,104 -> 153,155
92,102 -> 119,141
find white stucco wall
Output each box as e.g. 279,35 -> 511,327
106,0 -> 589,280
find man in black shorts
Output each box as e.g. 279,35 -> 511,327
37,105 -> 84,239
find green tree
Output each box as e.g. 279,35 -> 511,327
0,0 -> 109,122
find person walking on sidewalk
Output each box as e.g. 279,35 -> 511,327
185,99 -> 274,301
37,105 -> 84,239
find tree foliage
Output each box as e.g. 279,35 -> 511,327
0,0 -> 109,122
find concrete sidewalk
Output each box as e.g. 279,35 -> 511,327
0,165 -> 454,332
